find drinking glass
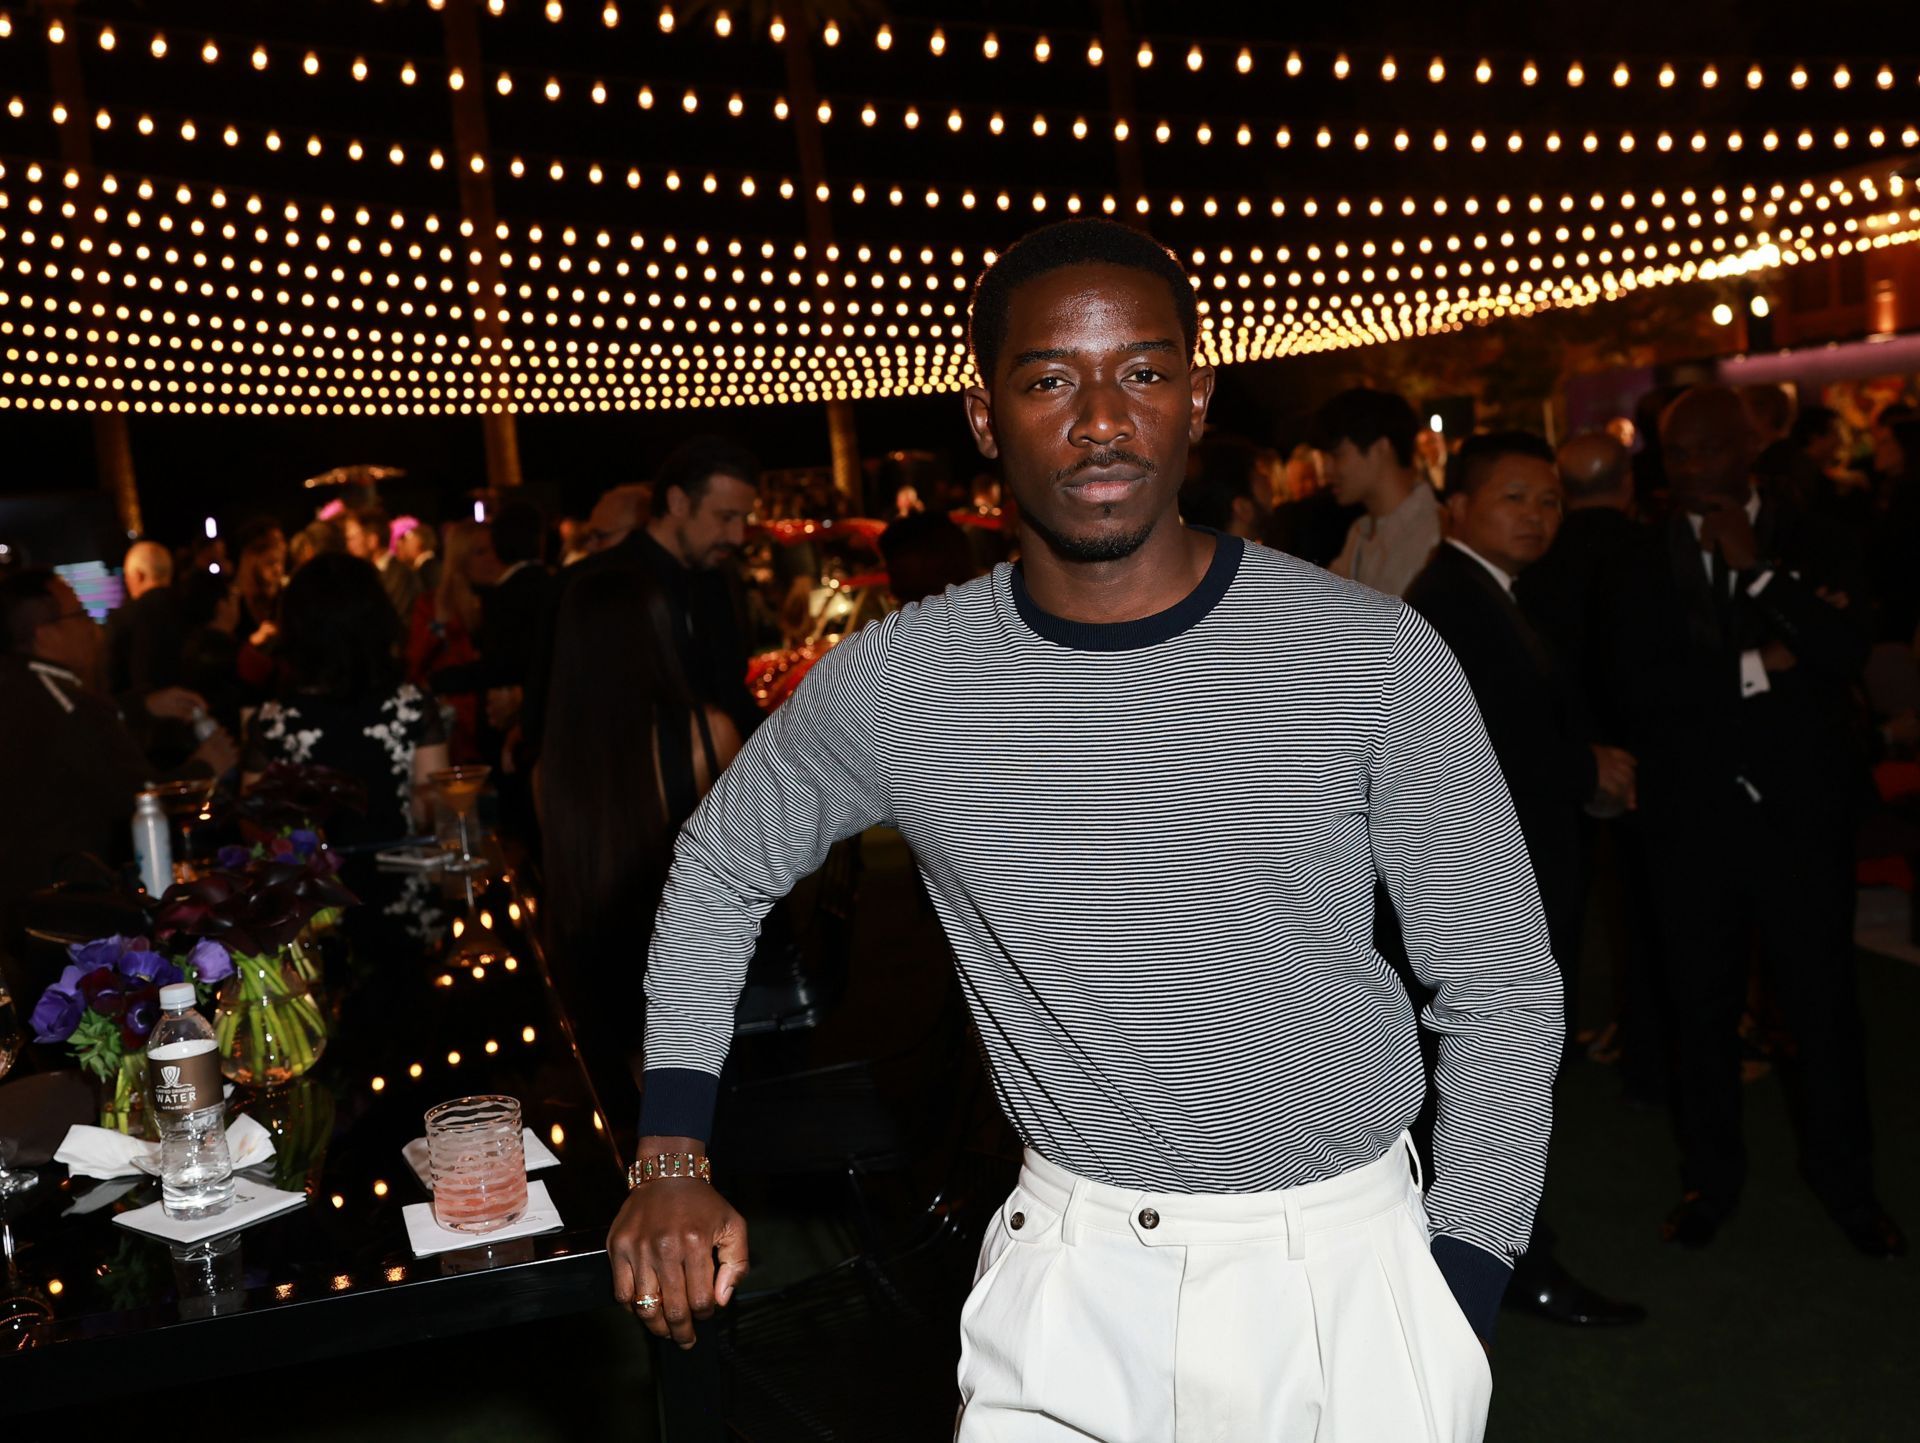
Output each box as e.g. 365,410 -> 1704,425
150,776 -> 221,876
0,986 -> 20,1082
428,765 -> 491,873
425,1095 -> 526,1234
0,987 -> 35,1198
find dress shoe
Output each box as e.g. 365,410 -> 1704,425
1836,1206 -> 1908,1259
1662,1192 -> 1732,1249
1504,1257 -> 1647,1327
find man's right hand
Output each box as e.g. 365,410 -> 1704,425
606,1140 -> 749,1348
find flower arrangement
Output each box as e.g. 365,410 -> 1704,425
28,934 -> 234,1132
150,855 -> 356,1090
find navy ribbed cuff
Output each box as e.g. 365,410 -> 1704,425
636,1067 -> 720,1143
1431,1236 -> 1512,1345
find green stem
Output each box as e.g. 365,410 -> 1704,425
289,993 -> 328,1041
247,1000 -> 269,1082
277,1003 -> 313,1075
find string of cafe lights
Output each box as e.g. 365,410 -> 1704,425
3,7 -> 1920,410
503,2 -> 1920,95
13,17 -> 1920,171
11,152 -> 1889,293
0,157 -> 1903,353
4,153 -> 1901,313
8,167 -> 1897,360
4,202 -> 1914,417
19,20 -> 1912,262
13,93 -> 1914,235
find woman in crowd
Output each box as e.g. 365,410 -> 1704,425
242,551 -> 447,846
407,520 -> 498,762
536,564 -> 740,1048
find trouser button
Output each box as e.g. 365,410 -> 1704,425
1138,1207 -> 1160,1230
1009,1211 -> 1026,1230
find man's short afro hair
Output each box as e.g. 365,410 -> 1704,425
968,220 -> 1199,382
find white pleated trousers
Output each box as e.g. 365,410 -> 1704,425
955,1134 -> 1493,1443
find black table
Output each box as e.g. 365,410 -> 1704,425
1,856 -> 629,1412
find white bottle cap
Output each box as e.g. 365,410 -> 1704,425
158,983 -> 197,1010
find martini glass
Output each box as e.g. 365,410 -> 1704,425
429,766 -> 491,874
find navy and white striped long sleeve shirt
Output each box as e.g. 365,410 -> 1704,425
641,532 -> 1561,1328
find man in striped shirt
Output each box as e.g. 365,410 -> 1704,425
608,220 -> 1562,1441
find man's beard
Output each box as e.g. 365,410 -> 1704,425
1019,503 -> 1158,563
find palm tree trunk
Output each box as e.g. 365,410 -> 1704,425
441,0 -> 523,488
783,29 -> 863,513
43,0 -> 141,533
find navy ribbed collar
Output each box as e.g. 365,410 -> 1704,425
1011,529 -> 1243,652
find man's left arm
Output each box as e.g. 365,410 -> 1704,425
1367,607 -> 1564,1344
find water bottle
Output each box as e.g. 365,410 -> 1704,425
131,789 -> 172,897
147,983 -> 234,1219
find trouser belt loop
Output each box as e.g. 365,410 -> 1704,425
1060,1177 -> 1092,1246
1404,1131 -> 1423,1192
1284,1193 -> 1307,1261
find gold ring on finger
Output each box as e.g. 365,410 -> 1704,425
634,1293 -> 660,1313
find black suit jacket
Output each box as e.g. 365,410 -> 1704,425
1407,544 -> 1596,939
1611,499 -> 1869,819
104,588 -> 185,698
520,532 -> 760,760
1516,507 -> 1644,743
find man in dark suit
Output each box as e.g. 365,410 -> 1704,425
1519,433 -> 1667,1103
104,539 -> 186,700
522,436 -> 763,766
1406,430 -> 1645,1329
1618,385 -> 1901,1256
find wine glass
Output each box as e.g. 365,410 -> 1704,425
0,984 -> 20,1081
0,986 -> 38,1198
429,765 -> 492,874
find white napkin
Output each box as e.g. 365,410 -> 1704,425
55,1113 -> 276,1180
113,1179 -> 307,1243
402,1179 -> 563,1257
400,1127 -> 559,1193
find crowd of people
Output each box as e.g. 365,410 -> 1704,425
1,259 -> 1916,1405
1189,383 -> 1918,1277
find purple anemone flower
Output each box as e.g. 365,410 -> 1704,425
185,938 -> 234,984
67,935 -> 134,973
29,966 -> 87,1043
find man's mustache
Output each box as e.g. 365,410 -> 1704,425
1053,448 -> 1156,484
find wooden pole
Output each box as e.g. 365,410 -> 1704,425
1099,0 -> 1147,221
440,0 -> 523,489
42,0 -> 141,535
782,29 -> 862,513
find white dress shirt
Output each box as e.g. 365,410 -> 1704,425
1444,540 -> 1517,598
